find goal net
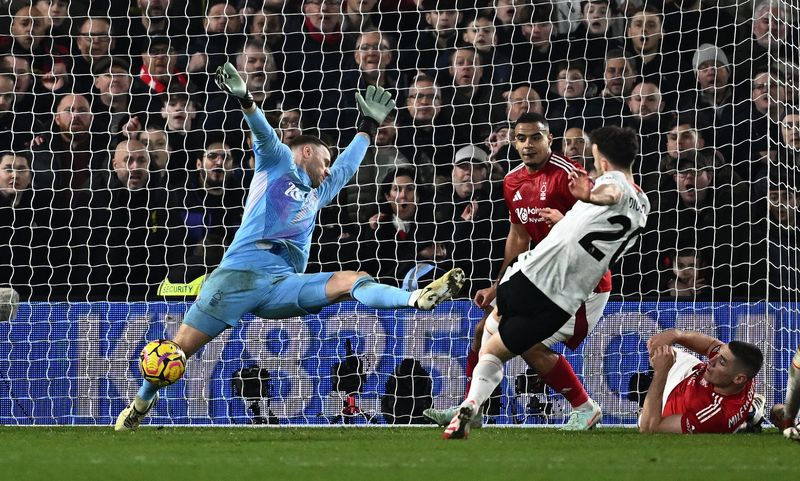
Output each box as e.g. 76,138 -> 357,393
0,1 -> 798,426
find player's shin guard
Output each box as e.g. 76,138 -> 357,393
784,349 -> 800,424
464,354 -> 504,408
350,275 -> 412,308
540,354 -> 589,408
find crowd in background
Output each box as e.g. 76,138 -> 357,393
0,0 -> 798,302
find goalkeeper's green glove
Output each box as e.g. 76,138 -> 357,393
215,62 -> 254,109
355,85 -> 395,139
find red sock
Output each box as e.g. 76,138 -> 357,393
539,355 -> 589,408
464,348 -> 479,399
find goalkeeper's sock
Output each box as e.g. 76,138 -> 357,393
137,380 -> 160,403
464,353 -> 504,408
784,349 -> 800,422
350,275 -> 411,309
540,354 -> 589,408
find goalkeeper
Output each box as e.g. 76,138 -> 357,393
115,63 -> 465,431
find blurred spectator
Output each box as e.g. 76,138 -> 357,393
734,0 -> 790,91
134,36 -> 193,115
395,73 -> 459,183
641,117 -> 705,195
281,0 -> 352,137
503,83 -> 544,123
583,49 -> 634,130
664,248 -> 712,299
88,139 -> 185,299
0,151 -> 50,300
72,16 -> 116,91
158,88 -> 204,187
188,0 -> 247,88
545,60 -> 593,139
492,0 -> 519,46
138,124 -> 170,184
660,0 -> 736,77
278,107 -> 304,145
7,3 -> 51,58
169,133 -> 245,249
625,6 -> 680,108
32,93 -> 109,200
341,112 -> 412,223
677,44 -> 735,149
0,67 -> 45,151
433,145 -> 508,296
0,55 -> 34,101
91,58 -> 149,141
652,152 -> 744,297
335,29 -> 405,143
462,14 -> 511,86
730,69 -> 786,181
509,2 -> 568,94
246,5 -> 285,50
567,0 -> 623,81
397,0 -> 461,75
35,0 -> 70,38
441,47 -> 492,142
124,0 -> 199,55
342,0 -> 380,32
625,81 -> 667,184
561,127 -> 594,173
484,120 -> 517,178
360,166 -> 441,286
748,178 -> 799,299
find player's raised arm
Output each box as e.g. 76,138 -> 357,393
317,85 -> 395,206
214,62 -> 288,169
568,169 -> 622,205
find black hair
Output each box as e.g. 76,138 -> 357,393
728,341 -> 763,380
514,112 -> 549,130
588,126 -> 638,169
0,150 -> 31,165
380,166 -> 418,197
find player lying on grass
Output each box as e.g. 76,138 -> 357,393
115,62 -> 465,431
424,113 -> 609,431
640,329 -> 764,434
442,126 -> 649,439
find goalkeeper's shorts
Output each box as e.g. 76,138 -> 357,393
184,268 -> 334,337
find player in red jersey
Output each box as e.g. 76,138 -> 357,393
425,112 -> 610,430
640,328 -> 764,434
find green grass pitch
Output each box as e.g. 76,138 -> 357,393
1,426 -> 796,481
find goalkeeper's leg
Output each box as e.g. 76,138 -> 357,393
328,269 -> 465,311
115,307 -> 221,432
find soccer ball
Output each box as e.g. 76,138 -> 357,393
139,340 -> 187,387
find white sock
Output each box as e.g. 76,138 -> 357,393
481,311 -> 499,347
574,399 -> 597,412
133,395 -> 151,413
407,289 -> 421,307
463,354 -> 504,409
785,349 -> 800,422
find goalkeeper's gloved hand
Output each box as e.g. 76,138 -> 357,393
215,62 -> 254,109
355,85 -> 395,139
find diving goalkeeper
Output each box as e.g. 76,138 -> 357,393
115,63 -> 465,431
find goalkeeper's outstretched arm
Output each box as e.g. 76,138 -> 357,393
317,85 -> 396,206
215,62 -> 288,170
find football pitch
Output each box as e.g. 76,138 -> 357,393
0,426 -> 796,481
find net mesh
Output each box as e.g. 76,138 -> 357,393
0,0 -> 798,425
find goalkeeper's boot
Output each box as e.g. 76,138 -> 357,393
560,398 -> 602,431
411,268 -> 466,311
424,406 -> 483,429
442,400 -> 477,440
115,393 -> 159,432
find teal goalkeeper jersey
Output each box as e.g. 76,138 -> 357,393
220,107 -> 369,274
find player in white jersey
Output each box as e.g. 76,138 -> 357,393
443,125 -> 650,439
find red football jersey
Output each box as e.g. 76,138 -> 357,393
502,153 -> 611,292
662,349 -> 755,434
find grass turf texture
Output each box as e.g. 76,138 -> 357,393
0,426 -> 795,481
